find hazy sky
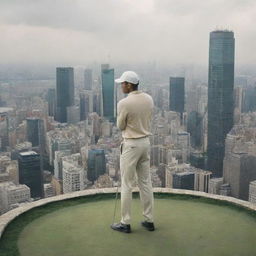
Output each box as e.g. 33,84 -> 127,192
0,0 -> 255,66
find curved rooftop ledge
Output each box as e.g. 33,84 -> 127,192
1,187 -> 256,239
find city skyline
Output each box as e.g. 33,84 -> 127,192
0,1 -> 255,66
1,1 -> 256,253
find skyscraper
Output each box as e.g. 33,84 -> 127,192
207,30 -> 235,177
101,65 -> 115,122
169,77 -> 185,114
56,67 -> 75,123
87,149 -> 106,182
84,69 -> 93,90
26,118 -> 43,147
46,88 -> 56,117
18,151 -> 43,198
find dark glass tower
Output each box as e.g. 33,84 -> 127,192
207,30 -> 235,177
18,151 -> 43,198
101,65 -> 115,122
26,118 -> 44,147
87,149 -> 106,182
169,77 -> 185,114
187,111 -> 203,149
56,67 -> 75,123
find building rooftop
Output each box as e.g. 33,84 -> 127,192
0,188 -> 256,256
19,151 -> 38,156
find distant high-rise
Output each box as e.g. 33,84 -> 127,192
84,69 -> 93,90
169,77 -> 185,114
26,118 -> 43,147
207,30 -> 235,177
56,67 -> 75,123
87,149 -> 106,182
187,111 -> 203,149
46,88 -> 56,117
0,109 -> 9,151
101,65 -> 115,122
18,151 -> 43,198
80,90 -> 93,121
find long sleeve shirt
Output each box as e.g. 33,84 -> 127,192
116,90 -> 154,139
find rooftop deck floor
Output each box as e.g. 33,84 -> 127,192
1,192 -> 256,256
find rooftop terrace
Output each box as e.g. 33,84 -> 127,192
1,188 -> 256,256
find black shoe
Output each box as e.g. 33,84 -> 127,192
141,220 -> 155,231
110,222 -> 131,233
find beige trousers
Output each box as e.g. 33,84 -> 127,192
120,136 -> 154,225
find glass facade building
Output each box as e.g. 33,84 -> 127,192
101,66 -> 115,122
87,149 -> 106,182
26,118 -> 44,147
207,30 -> 235,177
169,77 -> 185,114
56,67 -> 75,123
18,151 -> 43,198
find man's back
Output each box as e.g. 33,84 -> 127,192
117,90 -> 154,139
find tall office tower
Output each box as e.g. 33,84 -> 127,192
207,30 -> 235,177
56,67 -> 75,123
169,77 -> 185,115
18,151 -> 43,198
26,118 -> 44,147
187,111 -> 203,149
87,149 -> 106,182
80,90 -> 93,121
101,65 -> 115,122
46,88 -> 56,117
84,69 -> 93,90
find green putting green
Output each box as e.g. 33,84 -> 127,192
1,193 -> 256,256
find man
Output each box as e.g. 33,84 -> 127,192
110,71 -> 155,233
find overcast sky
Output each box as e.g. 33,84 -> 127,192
0,0 -> 255,66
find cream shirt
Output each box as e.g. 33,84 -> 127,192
116,90 -> 154,138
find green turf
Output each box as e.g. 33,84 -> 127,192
1,193 -> 256,256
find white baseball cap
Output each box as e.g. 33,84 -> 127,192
115,71 -> 140,84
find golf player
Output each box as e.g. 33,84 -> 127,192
110,71 -> 155,233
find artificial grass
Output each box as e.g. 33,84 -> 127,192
1,192 -> 256,256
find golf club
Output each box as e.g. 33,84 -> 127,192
112,181 -> 120,224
